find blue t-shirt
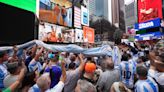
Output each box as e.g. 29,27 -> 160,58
45,65 -> 62,88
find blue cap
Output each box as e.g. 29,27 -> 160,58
48,54 -> 55,59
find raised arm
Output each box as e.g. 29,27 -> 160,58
77,54 -> 85,72
31,45 -> 38,58
8,62 -> 26,92
60,60 -> 66,82
12,45 -> 18,60
34,47 -> 44,61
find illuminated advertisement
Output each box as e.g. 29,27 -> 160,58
74,6 -> 81,28
138,0 -> 162,23
39,22 -> 75,43
83,26 -> 95,43
0,0 -> 36,13
75,29 -> 84,42
135,18 -> 161,30
82,0 -> 89,8
81,6 -> 89,26
39,0 -> 72,27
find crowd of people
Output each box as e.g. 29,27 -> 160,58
0,41 -> 164,92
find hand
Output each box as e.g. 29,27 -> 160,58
61,60 -> 65,67
23,49 -> 27,53
78,53 -> 84,60
13,45 -> 18,52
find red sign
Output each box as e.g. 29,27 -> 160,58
138,0 -> 162,23
83,26 -> 95,43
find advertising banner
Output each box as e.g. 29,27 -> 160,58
81,6 -> 89,26
138,0 -> 162,23
74,6 -> 81,28
135,18 -> 161,30
75,29 -> 84,42
39,22 -> 75,43
83,26 -> 95,43
82,0 -> 89,9
135,31 -> 164,41
39,0 -> 72,27
0,0 -> 36,13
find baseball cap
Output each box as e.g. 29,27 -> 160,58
85,63 -> 96,73
48,53 -> 55,59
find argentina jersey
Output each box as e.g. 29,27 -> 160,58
129,59 -> 137,70
112,46 -> 121,67
135,77 -> 159,92
119,61 -> 136,89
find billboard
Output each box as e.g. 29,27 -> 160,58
0,2 -> 36,45
135,18 -> 161,30
75,29 -> 84,42
39,22 -> 75,43
138,0 -> 162,23
83,26 -> 95,43
74,6 -> 81,28
0,0 -> 36,13
39,0 -> 72,27
81,6 -> 89,26
81,0 -> 89,9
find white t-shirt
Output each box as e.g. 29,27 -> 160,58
148,69 -> 157,78
29,81 -> 64,92
46,81 -> 64,92
155,72 -> 164,86
148,69 -> 164,86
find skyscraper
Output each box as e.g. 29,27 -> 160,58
89,0 -> 109,21
111,0 -> 125,31
89,0 -> 125,30
125,1 -> 136,32
89,0 -> 96,16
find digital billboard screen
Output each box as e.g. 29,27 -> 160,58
74,6 -> 81,28
0,0 -> 36,13
81,6 -> 89,26
0,2 -> 36,45
138,0 -> 162,23
39,22 -> 75,43
39,0 -> 72,27
75,29 -> 84,42
83,26 -> 95,43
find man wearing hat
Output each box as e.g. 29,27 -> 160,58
75,62 -> 97,92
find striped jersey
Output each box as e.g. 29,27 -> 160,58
28,59 -> 43,73
112,46 -> 121,66
0,64 -> 8,89
119,61 -> 136,88
135,77 -> 159,92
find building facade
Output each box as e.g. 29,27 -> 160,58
125,1 -> 136,33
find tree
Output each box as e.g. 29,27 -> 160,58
113,29 -> 123,44
90,16 -> 117,41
